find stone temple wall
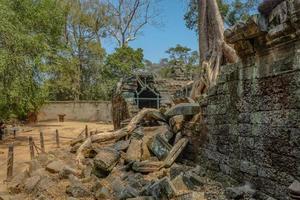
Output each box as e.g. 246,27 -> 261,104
194,1 -> 300,199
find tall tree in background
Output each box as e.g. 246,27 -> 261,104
106,0 -> 161,47
186,0 -> 260,99
105,47 -> 144,78
104,46 -> 145,97
166,44 -> 198,66
0,0 -> 156,120
159,44 -> 198,79
46,0 -> 109,101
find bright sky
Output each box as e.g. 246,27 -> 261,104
103,0 -> 198,63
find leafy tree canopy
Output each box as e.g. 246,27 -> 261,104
105,46 -> 144,78
159,44 -> 198,78
184,0 -> 261,32
0,0 -> 65,120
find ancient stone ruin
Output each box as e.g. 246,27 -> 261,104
3,1 -> 300,200
112,71 -> 193,129
197,0 -> 300,199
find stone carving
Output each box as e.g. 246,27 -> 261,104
225,0 -> 300,58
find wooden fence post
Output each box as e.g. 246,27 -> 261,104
85,125 -> 88,138
40,132 -> 45,153
90,131 -> 93,136
55,129 -> 60,148
7,144 -> 14,181
29,137 -> 35,160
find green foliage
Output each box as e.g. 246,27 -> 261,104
0,0 -> 148,120
105,47 -> 144,77
226,0 -> 261,26
0,0 -> 65,120
159,44 -> 198,78
102,47 -> 144,98
184,0 -> 261,32
165,44 -> 198,66
44,0 -> 109,101
159,67 -> 174,78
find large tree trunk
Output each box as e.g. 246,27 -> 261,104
191,0 -> 238,100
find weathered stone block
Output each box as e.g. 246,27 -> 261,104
147,134 -> 171,160
220,164 -> 233,175
240,161 -> 258,176
238,113 -> 251,124
197,5 -> 300,198
46,160 -> 66,174
126,139 -> 142,163
165,103 -> 200,117
225,184 -> 256,200
175,191 -> 205,200
94,147 -> 120,173
291,128 -> 300,147
24,175 -> 41,193
8,170 -> 29,193
238,137 -> 255,149
147,177 -> 177,200
257,166 -> 277,180
269,152 -> 297,172
252,150 -> 273,167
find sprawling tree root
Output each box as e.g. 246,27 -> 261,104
127,108 -> 166,133
191,0 -> 238,99
76,128 -> 128,169
76,108 -> 166,169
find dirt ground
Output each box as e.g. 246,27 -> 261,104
0,121 -> 113,197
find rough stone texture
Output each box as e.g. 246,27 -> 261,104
127,197 -> 155,200
66,175 -> 90,198
126,139 -> 142,163
46,160 -> 66,173
94,147 -> 120,172
147,134 -> 172,160
146,177 -> 177,200
59,166 -> 78,179
66,184 -> 90,198
225,184 -> 256,199
196,1 -> 300,199
165,103 -> 200,117
174,192 -> 205,200
169,115 -> 185,133
289,180 -> 300,196
8,171 -> 29,193
24,175 -> 41,193
95,187 -> 111,200
172,174 -> 189,192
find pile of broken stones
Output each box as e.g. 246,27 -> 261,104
6,103 -> 228,200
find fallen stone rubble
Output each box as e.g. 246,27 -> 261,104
4,103 -> 231,200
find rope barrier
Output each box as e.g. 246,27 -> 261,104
0,159 -> 27,168
59,136 -> 76,140
0,126 -> 90,182
6,142 -> 62,147
32,141 -> 41,154
77,128 -> 85,138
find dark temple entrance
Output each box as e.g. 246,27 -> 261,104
134,74 -> 161,109
136,87 -> 160,109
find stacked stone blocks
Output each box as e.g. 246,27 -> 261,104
196,1 -> 300,199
